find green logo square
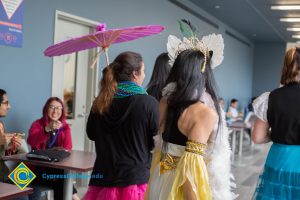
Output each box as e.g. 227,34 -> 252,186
8,162 -> 36,190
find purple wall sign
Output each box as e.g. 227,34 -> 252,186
0,0 -> 24,48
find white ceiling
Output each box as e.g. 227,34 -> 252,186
188,0 -> 300,43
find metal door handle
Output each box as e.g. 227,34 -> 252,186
77,113 -> 88,118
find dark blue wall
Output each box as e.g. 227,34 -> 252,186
252,42 -> 286,97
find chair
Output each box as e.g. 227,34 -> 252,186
4,140 -> 53,200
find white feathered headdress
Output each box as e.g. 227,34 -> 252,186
167,19 -> 224,72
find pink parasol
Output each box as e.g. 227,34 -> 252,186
44,23 -> 165,66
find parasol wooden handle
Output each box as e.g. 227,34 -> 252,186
104,47 -> 110,65
90,49 -> 103,68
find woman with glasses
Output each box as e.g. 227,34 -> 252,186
252,47 -> 300,199
27,97 -> 79,200
0,89 -> 24,183
27,97 -> 71,150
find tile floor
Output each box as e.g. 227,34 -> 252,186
231,140 -> 271,200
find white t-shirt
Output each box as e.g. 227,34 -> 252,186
228,106 -> 239,118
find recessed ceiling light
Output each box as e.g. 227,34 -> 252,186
280,18 -> 300,22
215,5 -> 220,9
271,5 -> 300,10
287,27 -> 300,31
292,35 -> 300,39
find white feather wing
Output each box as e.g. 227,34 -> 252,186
201,34 -> 224,69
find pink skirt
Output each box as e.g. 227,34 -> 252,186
83,184 -> 147,200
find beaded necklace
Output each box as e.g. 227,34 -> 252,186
114,81 -> 147,98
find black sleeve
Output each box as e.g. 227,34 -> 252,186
267,92 -> 273,127
148,98 -> 159,136
86,111 -> 96,141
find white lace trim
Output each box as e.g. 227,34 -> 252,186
253,92 -> 270,122
161,82 -> 177,98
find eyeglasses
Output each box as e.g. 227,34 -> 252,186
1,101 -> 9,106
49,105 -> 63,111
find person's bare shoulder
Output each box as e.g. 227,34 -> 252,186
178,102 -> 218,142
190,102 -> 218,123
179,102 -> 217,127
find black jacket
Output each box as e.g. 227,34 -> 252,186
87,94 -> 159,186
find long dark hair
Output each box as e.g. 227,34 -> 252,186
0,89 -> 7,103
147,53 -> 171,100
92,51 -> 143,114
163,49 -> 222,141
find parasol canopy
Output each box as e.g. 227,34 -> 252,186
44,23 -> 165,65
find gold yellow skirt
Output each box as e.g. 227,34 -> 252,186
145,142 -> 212,200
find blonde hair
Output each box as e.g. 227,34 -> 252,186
280,47 -> 300,85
